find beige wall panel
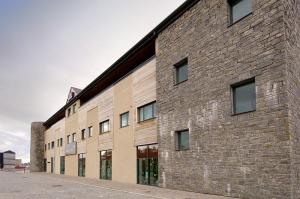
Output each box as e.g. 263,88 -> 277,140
99,133 -> 113,150
86,107 -> 100,179
132,57 -> 157,146
112,75 -> 137,184
65,155 -> 77,176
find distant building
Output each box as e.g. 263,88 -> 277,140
15,159 -> 22,168
2,151 -> 16,169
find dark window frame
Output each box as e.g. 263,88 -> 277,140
174,58 -> 188,85
100,120 -> 110,134
60,138 -> 63,147
67,135 -> 70,144
72,104 -> 76,114
138,101 -> 157,123
72,133 -> 76,143
228,0 -> 252,26
231,77 -> 256,115
175,130 -> 190,151
51,141 -> 55,149
120,112 -> 129,128
88,126 -> 93,137
67,108 -> 71,117
81,129 -> 86,140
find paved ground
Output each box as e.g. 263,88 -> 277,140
0,171 -> 234,199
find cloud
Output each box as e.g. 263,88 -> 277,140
0,0 -> 185,163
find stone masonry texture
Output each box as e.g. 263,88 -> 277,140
30,122 -> 45,172
156,0 -> 298,198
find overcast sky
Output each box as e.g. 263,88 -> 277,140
0,0 -> 185,163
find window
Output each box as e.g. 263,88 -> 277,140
100,120 -> 110,134
100,150 -> 112,180
48,143 -> 50,150
73,104 -> 76,114
67,135 -> 71,144
88,126 -> 93,137
174,58 -> 188,84
138,102 -> 156,122
51,141 -> 55,149
60,138 -> 63,147
45,144 -> 47,151
81,129 -> 86,140
175,130 -> 190,151
232,78 -> 256,114
120,112 -> 129,128
57,139 -> 60,147
67,108 -> 71,117
229,0 -> 252,24
72,133 -> 76,142
78,154 -> 86,177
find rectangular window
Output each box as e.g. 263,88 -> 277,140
45,144 -> 47,151
73,104 -> 76,114
51,141 -> 55,149
60,138 -> 63,147
48,143 -> 50,150
100,150 -> 112,180
72,133 -> 76,142
81,129 -> 86,140
67,135 -> 70,144
229,0 -> 252,24
60,156 -> 65,175
138,102 -> 156,122
120,112 -> 129,128
100,120 -> 110,134
78,154 -> 86,177
175,130 -> 190,151
174,58 -> 188,84
232,78 -> 256,114
57,139 -> 60,147
67,108 -> 71,117
88,126 -> 93,137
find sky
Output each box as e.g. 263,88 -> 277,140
0,0 -> 185,163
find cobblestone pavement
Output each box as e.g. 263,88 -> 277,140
0,171 -> 234,199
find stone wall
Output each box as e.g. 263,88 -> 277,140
30,122 -> 46,172
156,0 -> 291,198
284,0 -> 300,198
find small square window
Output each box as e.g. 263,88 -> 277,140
81,129 -> 86,140
232,78 -> 256,114
229,0 -> 252,24
120,112 -> 129,128
100,120 -> 110,134
174,58 -> 188,84
175,130 -> 190,151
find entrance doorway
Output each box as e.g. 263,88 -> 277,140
78,154 -> 86,177
60,156 -> 65,174
100,150 -> 112,180
137,144 -> 158,186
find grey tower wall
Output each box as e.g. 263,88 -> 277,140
30,122 -> 45,172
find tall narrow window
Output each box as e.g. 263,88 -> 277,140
138,102 -> 156,122
229,0 -> 252,24
78,154 -> 86,177
60,138 -> 63,147
88,126 -> 93,137
175,130 -> 190,151
48,143 -> 50,150
73,104 -> 76,114
232,78 -> 256,114
120,112 -> 129,128
174,58 -> 188,84
67,135 -> 71,144
81,129 -> 86,140
72,133 -> 76,142
67,108 -> 71,117
57,139 -> 60,147
100,120 -> 110,134
51,141 -> 55,149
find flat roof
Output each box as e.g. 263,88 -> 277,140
44,0 -> 200,128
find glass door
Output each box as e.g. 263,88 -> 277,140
78,154 -> 86,177
100,150 -> 112,180
137,144 -> 158,186
60,156 -> 65,174
50,157 -> 54,173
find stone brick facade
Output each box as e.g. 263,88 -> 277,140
156,0 -> 298,198
30,122 -> 46,172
